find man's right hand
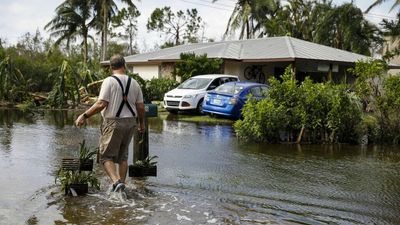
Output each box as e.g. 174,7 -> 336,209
138,123 -> 145,133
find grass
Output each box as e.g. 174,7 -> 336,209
152,101 -> 235,124
158,111 -> 235,124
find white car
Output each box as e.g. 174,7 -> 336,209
163,74 -> 239,113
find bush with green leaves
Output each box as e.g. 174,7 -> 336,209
47,60 -> 81,108
145,78 -> 179,101
0,56 -> 31,103
172,53 -> 223,82
235,66 -> 362,143
350,60 -> 400,144
370,75 -> 400,144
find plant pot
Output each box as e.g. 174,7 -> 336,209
61,158 -> 79,171
79,159 -> 93,171
65,183 -> 88,196
129,165 -> 157,177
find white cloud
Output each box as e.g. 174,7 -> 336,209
0,0 -> 63,44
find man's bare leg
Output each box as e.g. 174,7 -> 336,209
118,160 -> 128,182
103,160 -> 120,183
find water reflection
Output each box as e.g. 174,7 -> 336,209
199,124 -> 235,140
147,117 -> 163,133
0,108 -> 35,125
0,109 -> 400,224
0,124 -> 12,155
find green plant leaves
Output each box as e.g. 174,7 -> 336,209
78,140 -> 97,162
235,65 -> 362,143
55,169 -> 100,191
133,155 -> 158,168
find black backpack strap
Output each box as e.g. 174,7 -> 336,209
110,76 -> 136,117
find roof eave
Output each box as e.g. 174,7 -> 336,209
242,58 -> 295,63
388,64 -> 400,69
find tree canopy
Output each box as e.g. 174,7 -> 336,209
147,7 -> 204,46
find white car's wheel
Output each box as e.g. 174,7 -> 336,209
197,99 -> 204,114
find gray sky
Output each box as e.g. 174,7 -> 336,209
0,0 -> 397,52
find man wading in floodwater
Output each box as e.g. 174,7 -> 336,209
75,54 -> 145,192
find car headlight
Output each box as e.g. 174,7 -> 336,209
184,94 -> 194,99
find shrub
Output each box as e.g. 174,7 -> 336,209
350,60 -> 400,144
234,66 -> 362,143
172,53 -> 223,82
145,78 -> 179,101
234,97 -> 285,142
235,67 -> 301,143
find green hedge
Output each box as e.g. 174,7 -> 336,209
234,66 -> 362,143
145,78 -> 179,101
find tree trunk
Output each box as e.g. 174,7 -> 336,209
100,32 -> 104,61
246,19 -> 250,39
60,72 -> 65,107
296,126 -> 305,144
129,32 -> 133,54
176,26 -> 180,45
329,130 -> 335,143
102,3 -> 108,61
83,32 -> 88,64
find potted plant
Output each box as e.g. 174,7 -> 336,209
78,140 -> 97,171
56,169 -> 100,196
61,140 -> 97,171
129,155 -> 158,177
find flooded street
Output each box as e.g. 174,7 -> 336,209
1,109 -> 400,224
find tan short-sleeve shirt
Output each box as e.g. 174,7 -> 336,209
98,74 -> 144,118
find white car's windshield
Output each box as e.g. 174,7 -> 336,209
177,78 -> 212,89
215,83 -> 243,95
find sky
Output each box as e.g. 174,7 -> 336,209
0,0 -> 398,52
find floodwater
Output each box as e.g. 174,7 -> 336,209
0,109 -> 400,225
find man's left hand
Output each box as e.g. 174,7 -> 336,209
75,114 -> 86,127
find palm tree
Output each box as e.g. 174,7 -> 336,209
214,0 -> 279,39
274,0 -> 315,40
381,12 -> 400,59
314,3 -> 381,56
366,0 -> 400,12
92,0 -> 135,61
45,0 -> 94,63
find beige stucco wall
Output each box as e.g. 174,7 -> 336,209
131,64 -> 160,80
223,61 -> 241,77
128,59 -> 354,83
230,61 -> 291,84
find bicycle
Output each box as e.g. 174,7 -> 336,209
244,65 -> 266,83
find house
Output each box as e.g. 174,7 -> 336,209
383,36 -> 400,75
101,36 -> 400,83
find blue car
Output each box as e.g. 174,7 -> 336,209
202,82 -> 269,119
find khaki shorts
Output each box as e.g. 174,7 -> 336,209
99,117 -> 136,163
